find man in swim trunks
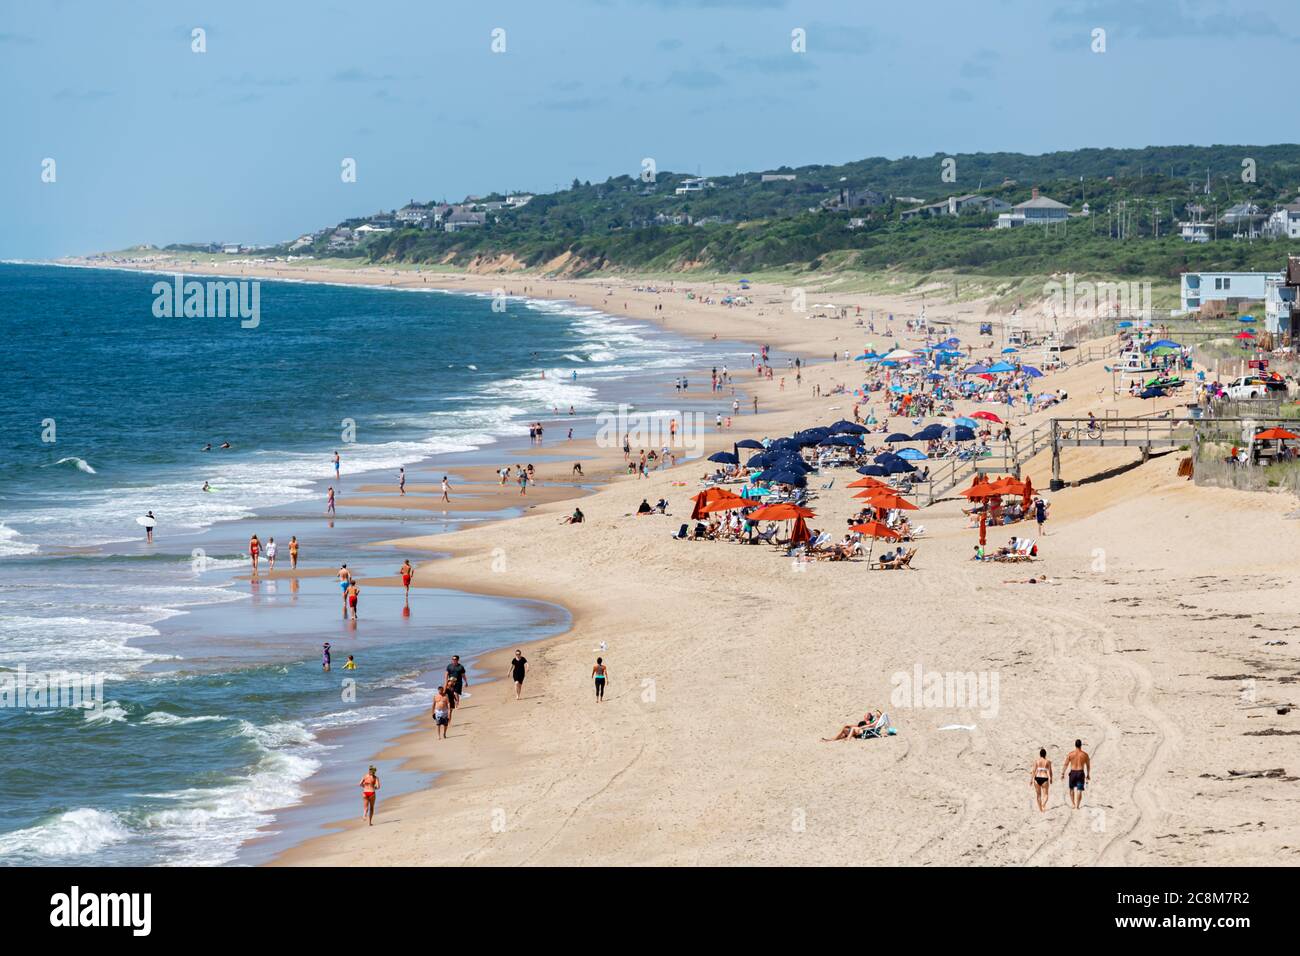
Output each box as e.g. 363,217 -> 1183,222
333,450 -> 340,480
432,685 -> 451,739
1031,748 -> 1052,812
509,650 -> 527,700
1062,739 -> 1091,809
359,766 -> 379,824
445,655 -> 468,705
346,581 -> 360,620
337,563 -> 352,617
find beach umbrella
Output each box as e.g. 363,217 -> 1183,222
847,476 -> 890,489
946,425 -> 977,441
963,364 -> 990,375
1021,366 -> 1043,378
756,468 -> 808,487
735,438 -> 765,450
690,487 -> 744,520
884,432 -> 913,443
745,452 -> 771,468
875,452 -> 906,465
1239,315 -> 1256,322
1001,347 -> 1018,354
1117,321 -> 1133,328
978,510 -> 988,548
912,424 -> 947,441
698,495 -> 750,515
818,435 -> 861,447
1138,386 -> 1167,399
859,490 -> 918,511
986,361 -> 1016,373
829,420 -> 868,434
883,459 -> 917,474
708,451 -> 739,464
1149,339 -> 1181,348
953,416 -> 978,428
882,348 -> 917,361
971,411 -> 1003,423
1235,330 -> 1255,339
749,502 -> 815,521
856,465 -> 890,477
789,515 -> 812,546
1254,427 -> 1299,441
849,520 -> 901,564
896,447 -> 927,461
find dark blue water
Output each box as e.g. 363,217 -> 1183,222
0,262 -> 752,865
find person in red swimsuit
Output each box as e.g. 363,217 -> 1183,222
248,534 -> 261,573
398,560 -> 414,601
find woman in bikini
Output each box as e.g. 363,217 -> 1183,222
1031,748 -> 1052,812
592,657 -> 608,701
359,766 -> 380,825
289,536 -> 299,569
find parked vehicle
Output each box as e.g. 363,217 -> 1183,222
1225,374 -> 1287,400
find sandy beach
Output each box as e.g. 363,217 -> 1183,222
72,255 -> 1300,867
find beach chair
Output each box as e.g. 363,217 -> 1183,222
670,523 -> 688,540
753,526 -> 778,546
992,539 -> 1034,562
819,477 -> 835,490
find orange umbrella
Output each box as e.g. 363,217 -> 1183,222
960,483 -> 999,499
859,490 -> 918,511
1020,475 -> 1035,509
850,520 -> 900,564
790,516 -> 812,546
690,487 -> 743,520
847,476 -> 890,489
698,496 -> 749,515
748,503 -> 816,521
1254,428 -> 1299,441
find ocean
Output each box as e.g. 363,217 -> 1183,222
0,262 -> 759,865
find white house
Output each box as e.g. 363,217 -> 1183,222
354,223 -> 391,235
1265,275 -> 1295,335
221,243 -> 241,255
674,177 -> 715,195
1179,271 -> 1278,313
761,173 -> 796,182
995,188 -> 1070,228
1266,202 -> 1300,239
505,193 -> 534,208
901,194 -> 1010,221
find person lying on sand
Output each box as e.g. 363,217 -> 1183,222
823,710 -> 888,741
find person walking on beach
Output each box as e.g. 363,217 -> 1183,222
432,685 -> 451,739
333,450 -> 340,480
249,534 -> 261,573
398,559 -> 414,601
359,766 -> 379,825
337,563 -> 353,617
1062,739 -> 1091,809
346,581 -> 360,620
592,657 -> 608,702
1031,748 -> 1052,812
441,475 -> 452,503
398,467 -> 406,496
509,650 -> 527,700
446,655 -> 468,703
289,535 -> 299,569
326,486 -> 336,516
1034,497 -> 1047,535
266,536 -> 277,571
322,642 -> 332,672
518,469 -> 529,496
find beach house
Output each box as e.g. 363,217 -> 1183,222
900,194 -> 1010,221
444,210 -> 487,232
1265,202 -> 1300,239
1179,271 -> 1278,313
995,189 -> 1069,228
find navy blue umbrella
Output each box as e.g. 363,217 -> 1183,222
884,459 -> 917,474
708,451 -> 739,464
829,420 -> 869,435
946,425 -> 977,441
818,435 -> 862,447
885,432 -> 913,443
1139,386 -> 1167,399
912,424 -> 947,441
757,468 -> 808,486
856,465 -> 890,477
874,452 -> 906,465
735,439 -> 765,450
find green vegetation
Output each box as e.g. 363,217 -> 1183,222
272,144 -> 1300,279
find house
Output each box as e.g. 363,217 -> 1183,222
761,174 -> 796,182
654,212 -> 693,226
1178,204 -> 1211,243
674,177 -> 715,195
1179,271 -> 1278,313
289,235 -> 314,251
1221,202 -> 1264,238
221,243 -> 241,255
847,217 -> 869,230
354,223 -> 392,236
505,193 -> 534,208
1265,202 -> 1300,239
444,211 -> 487,232
822,187 -> 886,211
1265,274 -> 1296,337
901,194 -> 1009,221
395,203 -> 437,229
328,228 -> 356,250
995,188 -> 1069,228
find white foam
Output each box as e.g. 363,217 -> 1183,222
0,614 -> 174,675
0,523 -> 38,558
140,711 -> 228,726
0,808 -> 131,859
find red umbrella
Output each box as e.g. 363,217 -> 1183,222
790,516 -> 812,546
978,510 -> 988,547
690,487 -> 743,520
1236,330 -> 1255,340
1254,428 -> 1299,441
971,411 -> 1003,423
849,521 -> 900,564
859,490 -> 918,511
847,476 -> 890,489
748,502 -> 816,521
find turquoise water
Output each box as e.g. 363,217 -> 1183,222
0,262 -> 751,865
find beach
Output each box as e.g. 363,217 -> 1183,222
34,256 -> 1299,866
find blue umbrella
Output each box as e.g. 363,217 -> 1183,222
856,465 -> 889,477
1001,347 -> 1018,354
1021,366 -> 1043,377
1117,321 -> 1133,328
708,451 -> 739,464
829,420 -> 868,434
735,438 -> 765,450
896,448 -> 927,460
963,364 -> 990,375
1240,315 -> 1256,322
884,459 -> 917,474
884,432 -> 913,443
946,425 -> 977,441
986,361 -> 1016,373
1138,386 -> 1167,399
818,435 -> 861,447
954,416 -> 978,428
912,425 -> 946,441
758,468 -> 807,486
745,453 -> 770,468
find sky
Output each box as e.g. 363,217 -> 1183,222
1,0 -> 1295,258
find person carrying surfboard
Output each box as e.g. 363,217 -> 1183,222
139,511 -> 156,543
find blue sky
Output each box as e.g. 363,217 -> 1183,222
1,0 -> 1294,257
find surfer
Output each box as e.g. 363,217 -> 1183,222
202,481 -> 211,492
219,442 -> 230,449
142,511 -> 156,544
201,443 -> 212,452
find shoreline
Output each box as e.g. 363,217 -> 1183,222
42,257 -> 1300,867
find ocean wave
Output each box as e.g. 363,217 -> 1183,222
140,710 -> 228,726
0,808 -> 131,859
84,700 -> 129,724
0,523 -> 38,558
0,614 -> 174,675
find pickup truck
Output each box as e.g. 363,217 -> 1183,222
1225,375 -> 1288,400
